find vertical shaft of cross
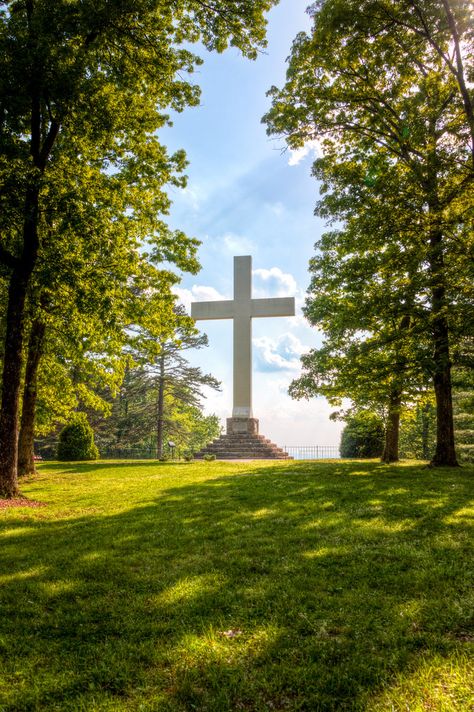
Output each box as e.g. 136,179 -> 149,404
190,255 -> 295,431
233,256 -> 252,418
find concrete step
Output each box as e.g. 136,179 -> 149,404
194,431 -> 292,460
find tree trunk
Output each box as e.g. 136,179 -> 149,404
424,131 -> 458,468
0,11 -> 60,496
428,230 -> 458,467
382,389 -> 402,463
0,269 -> 31,497
18,319 -> 46,477
0,180 -> 42,497
156,355 -> 165,459
431,321 -> 458,466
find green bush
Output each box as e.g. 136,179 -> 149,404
57,413 -> 99,461
203,453 -> 216,461
340,412 -> 384,459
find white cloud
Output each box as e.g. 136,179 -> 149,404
200,371 -> 344,447
257,392 -> 343,447
288,139 -> 323,166
265,201 -> 285,217
192,285 -> 226,301
222,232 -> 256,255
173,285 -> 227,312
175,184 -> 208,212
253,333 -> 306,372
252,267 -> 297,298
286,293 -> 313,330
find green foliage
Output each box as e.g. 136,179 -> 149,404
57,413 -> 99,461
92,313 -> 221,456
264,0 -> 473,465
0,0 -> 279,274
92,366 -> 221,455
0,0 -> 278,496
340,412 -> 385,459
453,365 -> 474,463
399,402 -> 436,461
171,408 -> 221,455
203,453 -> 216,461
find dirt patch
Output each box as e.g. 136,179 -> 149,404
0,498 -> 46,509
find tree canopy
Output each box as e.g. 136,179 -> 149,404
264,0 -> 473,465
0,0 -> 278,496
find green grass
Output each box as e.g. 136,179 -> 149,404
0,459 -> 473,711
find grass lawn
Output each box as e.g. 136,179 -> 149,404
0,459 -> 473,711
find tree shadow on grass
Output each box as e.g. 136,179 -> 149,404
1,461 -> 473,711
38,460 -> 189,474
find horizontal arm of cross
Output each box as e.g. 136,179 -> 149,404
251,297 -> 295,318
191,300 -> 234,321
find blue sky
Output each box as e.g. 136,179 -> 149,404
163,0 -> 343,447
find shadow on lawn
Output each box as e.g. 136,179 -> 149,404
41,460 -> 189,474
0,461 -> 473,711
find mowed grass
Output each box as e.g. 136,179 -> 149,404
0,459 -> 473,712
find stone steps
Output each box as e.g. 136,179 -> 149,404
194,432 -> 292,460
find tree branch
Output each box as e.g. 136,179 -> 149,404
441,0 -> 474,164
38,119 -> 60,170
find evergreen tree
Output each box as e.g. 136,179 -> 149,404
92,313 -> 221,458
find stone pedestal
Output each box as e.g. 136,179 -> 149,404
226,417 -> 259,435
194,417 -> 292,460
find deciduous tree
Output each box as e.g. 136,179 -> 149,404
0,0 -> 277,496
264,0 -> 473,466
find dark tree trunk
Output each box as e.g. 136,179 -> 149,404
156,355 -> 165,459
428,229 -> 458,467
424,132 -> 458,468
382,389 -> 402,463
0,19 -> 59,495
0,180 -> 42,497
0,11 -> 60,496
0,269 -> 30,497
431,323 -> 458,466
18,319 -> 46,477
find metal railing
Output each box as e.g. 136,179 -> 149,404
36,444 -> 167,461
283,445 -> 340,460
37,443 -> 340,461
99,446 -> 160,460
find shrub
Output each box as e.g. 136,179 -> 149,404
57,413 -> 99,461
340,412 -> 384,459
203,453 -> 216,461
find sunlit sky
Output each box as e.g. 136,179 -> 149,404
163,0 -> 343,447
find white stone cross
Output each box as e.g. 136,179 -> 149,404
191,255 -> 295,419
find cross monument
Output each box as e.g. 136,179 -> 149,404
191,255 -> 295,436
